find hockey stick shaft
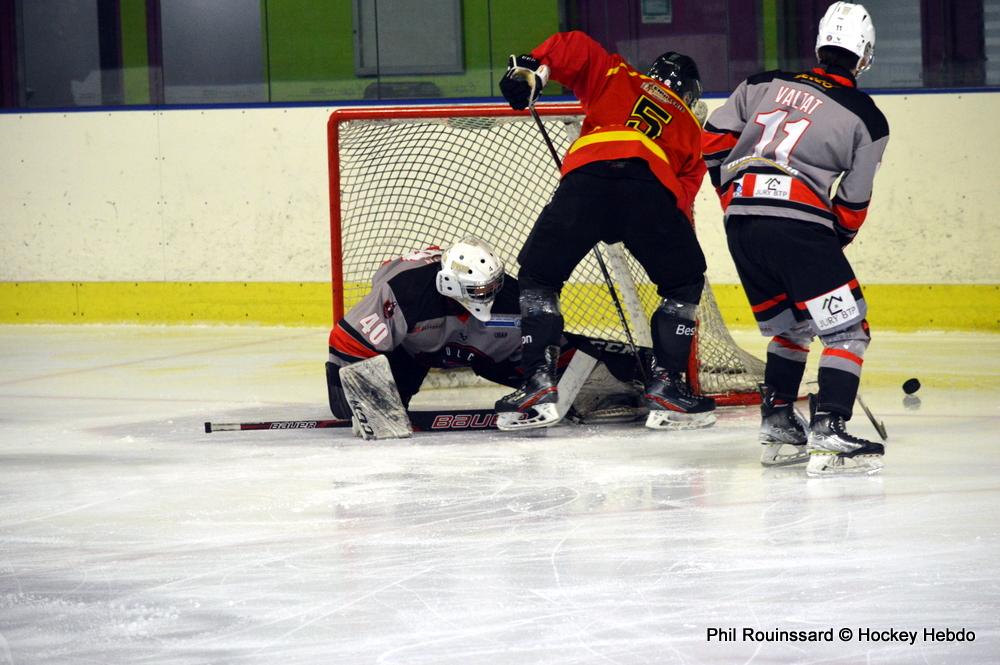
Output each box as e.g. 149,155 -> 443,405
528,105 -> 649,383
205,409 -> 500,434
855,393 -> 888,442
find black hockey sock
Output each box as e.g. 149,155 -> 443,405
651,308 -> 696,372
764,353 -> 807,403
519,288 -> 564,375
520,312 -> 562,374
815,366 -> 860,420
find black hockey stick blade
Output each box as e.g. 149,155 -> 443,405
204,409 -> 499,434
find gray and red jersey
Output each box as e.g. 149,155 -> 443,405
702,66 -> 889,242
328,249 -> 524,373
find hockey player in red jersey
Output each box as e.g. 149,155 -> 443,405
702,2 -> 889,475
494,30 -> 715,431
326,238 -> 647,424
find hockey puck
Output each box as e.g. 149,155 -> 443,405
902,378 -> 921,395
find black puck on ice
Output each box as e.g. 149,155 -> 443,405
902,378 -> 921,395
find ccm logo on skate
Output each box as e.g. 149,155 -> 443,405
676,324 -> 696,336
269,421 -> 317,429
430,413 -> 498,430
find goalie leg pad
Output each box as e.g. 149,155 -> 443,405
339,355 -> 412,440
568,360 -> 646,424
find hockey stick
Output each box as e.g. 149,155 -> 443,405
808,380 -> 888,443
528,104 -> 649,383
205,409 -> 500,434
855,393 -> 888,442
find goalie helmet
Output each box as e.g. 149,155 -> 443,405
435,237 -> 505,322
647,51 -> 702,108
816,2 -> 875,75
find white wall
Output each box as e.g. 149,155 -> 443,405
1,93 -> 998,285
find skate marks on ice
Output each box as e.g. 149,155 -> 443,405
1,325 -> 999,663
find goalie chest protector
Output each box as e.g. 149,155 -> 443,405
334,254 -> 523,370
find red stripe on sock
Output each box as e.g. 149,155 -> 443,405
822,348 -> 863,366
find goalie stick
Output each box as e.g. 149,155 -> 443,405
204,409 -> 500,434
528,103 -> 649,384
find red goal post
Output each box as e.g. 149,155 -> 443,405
326,102 -> 764,405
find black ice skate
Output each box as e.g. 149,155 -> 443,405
642,368 -> 716,430
495,346 -> 561,431
758,383 -> 808,467
806,411 -> 885,476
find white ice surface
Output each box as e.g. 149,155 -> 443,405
0,325 -> 998,664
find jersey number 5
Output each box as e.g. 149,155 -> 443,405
358,313 -> 389,345
752,110 -> 812,163
626,96 -> 673,139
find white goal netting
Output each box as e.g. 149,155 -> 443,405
328,104 -> 763,403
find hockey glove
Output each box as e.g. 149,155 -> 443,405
499,54 -> 549,110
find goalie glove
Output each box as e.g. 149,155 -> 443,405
499,54 -> 549,111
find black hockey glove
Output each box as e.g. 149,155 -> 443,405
499,54 -> 548,110
326,361 -> 352,418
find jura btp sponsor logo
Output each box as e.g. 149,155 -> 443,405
805,283 -> 860,331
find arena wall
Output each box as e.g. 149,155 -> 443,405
1,92 -> 997,330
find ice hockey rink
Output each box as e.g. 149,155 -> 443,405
0,324 -> 997,664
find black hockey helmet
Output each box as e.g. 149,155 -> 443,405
647,52 -> 702,107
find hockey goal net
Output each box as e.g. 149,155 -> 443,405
327,103 -> 764,405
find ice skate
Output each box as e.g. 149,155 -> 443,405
806,412 -> 885,476
643,369 -> 716,430
495,346 -> 561,431
758,384 -> 808,467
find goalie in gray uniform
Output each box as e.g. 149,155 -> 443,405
326,238 -> 647,428
702,2 -> 889,475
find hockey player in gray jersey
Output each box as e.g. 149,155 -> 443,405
326,238 -> 646,425
702,2 -> 889,476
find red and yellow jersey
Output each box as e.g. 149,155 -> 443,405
531,31 -> 706,217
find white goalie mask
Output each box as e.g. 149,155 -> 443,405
816,2 -> 875,75
435,238 -> 505,322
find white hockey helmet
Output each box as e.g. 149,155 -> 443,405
435,237 -> 505,322
815,2 -> 875,75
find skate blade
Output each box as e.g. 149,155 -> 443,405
644,410 -> 716,431
496,403 -> 561,431
760,442 -> 808,467
805,452 -> 884,477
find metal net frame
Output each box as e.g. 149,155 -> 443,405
327,103 -> 763,404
